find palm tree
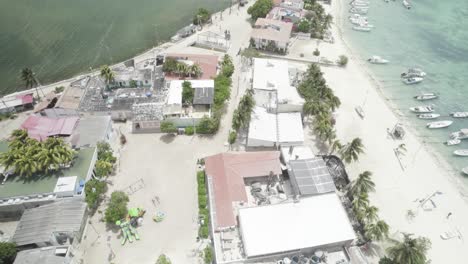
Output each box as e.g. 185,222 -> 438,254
365,219 -> 390,242
176,63 -> 188,77
0,149 -> 19,172
387,233 -> 431,264
340,137 -> 365,164
329,139 -> 342,155
35,147 -> 61,173
100,65 -> 115,86
14,154 -> 39,178
362,205 -> 379,223
21,68 -> 42,99
352,191 -> 369,215
222,54 -> 233,67
232,109 -> 242,131
348,171 -> 375,197
189,63 -> 203,78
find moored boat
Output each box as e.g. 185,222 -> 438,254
462,167 -> 468,175
414,93 -> 438,101
368,56 -> 389,64
410,105 -> 434,113
355,106 -> 365,118
352,25 -> 372,32
426,120 -> 453,129
417,113 -> 440,119
403,77 -> 423,85
349,7 -> 369,14
451,112 -> 468,118
454,149 -> 468,157
401,68 -> 426,78
450,128 -> 468,140
403,0 -> 411,9
446,139 -> 461,146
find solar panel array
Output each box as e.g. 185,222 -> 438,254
289,158 -> 336,196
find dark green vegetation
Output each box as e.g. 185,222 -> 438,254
156,254 -> 172,264
231,89 -> 255,131
247,0 -> 273,21
182,81 -> 194,104
197,171 -> 210,239
105,191 -> 129,223
162,58 -> 202,78
338,55 -> 349,66
386,233 -> 431,264
160,121 -> 177,134
100,65 -> 115,87
0,130 -> 75,178
0,242 -> 17,264
95,142 -> 116,178
196,55 -> 234,134
84,179 -> 107,209
193,8 -> 212,25
202,245 -> 213,264
299,0 -> 333,39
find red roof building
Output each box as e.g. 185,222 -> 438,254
204,151 -> 281,230
21,116 -> 79,141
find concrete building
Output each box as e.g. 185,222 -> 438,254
251,18 -> 293,52
279,0 -> 304,10
70,115 -> 113,147
111,68 -> 153,89
267,6 -> 305,23
13,246 -> 72,264
0,93 -> 34,114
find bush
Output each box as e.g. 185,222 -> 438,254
198,194 -> 207,209
185,126 -> 194,135
156,254 -> 172,264
228,131 -> 237,145
338,55 -> 348,66
297,19 -> 311,33
203,246 -> 213,264
247,0 -> 274,20
196,116 -> 217,134
129,79 -> 138,88
197,171 -> 206,185
379,257 -> 395,264
54,86 -> 65,93
162,57 -> 178,73
182,81 -> 194,104
84,179 -> 107,209
193,8 -> 211,25
313,48 -> 320,56
0,242 -> 17,264
199,226 -> 209,239
160,121 -> 177,134
97,142 -> 116,164
104,191 -> 129,224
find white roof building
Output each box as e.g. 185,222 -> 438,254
165,79 -> 214,116
280,145 -> 315,165
247,107 -> 304,148
252,58 -> 304,113
238,193 -> 356,258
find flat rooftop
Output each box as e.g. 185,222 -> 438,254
238,193 -> 356,258
0,142 -> 96,200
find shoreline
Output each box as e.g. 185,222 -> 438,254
325,0 -> 468,262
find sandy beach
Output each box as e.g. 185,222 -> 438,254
299,0 -> 468,262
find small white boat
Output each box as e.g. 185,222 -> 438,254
368,56 -> 389,64
355,106 -> 365,118
417,113 -> 440,119
451,112 -> 468,118
353,25 -> 372,32
403,77 -> 424,85
349,7 -> 369,14
427,120 -> 453,129
352,2 -> 370,7
450,128 -> 468,140
446,139 -> 461,146
414,93 -> 438,101
401,68 -> 426,78
410,105 -> 434,113
403,0 -> 411,9
454,149 -> 468,157
462,167 -> 468,175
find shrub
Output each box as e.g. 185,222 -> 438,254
338,55 -> 348,66
197,171 -> 206,185
297,19 -> 311,33
247,0 -> 274,20
156,254 -> 172,264
84,179 -> 107,209
160,121 -> 177,134
182,81 -> 194,104
104,191 -> 129,223
196,116 -> 217,134
129,79 -> 138,88
378,257 -> 395,264
228,131 -> 237,145
97,142 -> 116,164
54,86 -> 65,93
0,242 -> 17,264
203,246 -> 213,264
199,226 -> 209,239
95,160 -> 113,178
313,48 -> 320,56
198,194 -> 207,209
162,57 -> 178,73
193,8 -> 211,25
185,126 -> 194,135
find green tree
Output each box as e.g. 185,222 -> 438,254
365,219 -> 390,242
162,57 -> 178,73
176,62 -> 188,77
379,256 -> 395,264
202,246 -> 213,264
84,179 -> 107,209
105,191 -> 129,224
338,55 -> 349,66
349,171 -> 375,197
329,139 -> 342,155
228,131 -> 237,146
247,0 -> 273,20
387,233 -> 431,264
352,191 -> 369,216
182,81 -> 194,104
196,116 -> 217,134
20,68 -> 41,99
100,65 -> 115,86
0,242 -> 17,264
160,121 -> 177,134
189,63 -> 203,78
129,79 -> 138,87
340,137 -> 364,164
97,142 -> 116,164
297,19 -> 311,33
95,160 -> 113,177
156,254 -> 172,264
193,8 -> 211,25
55,86 -> 65,93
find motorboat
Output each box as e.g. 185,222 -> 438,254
352,1 -> 370,7
451,112 -> 468,118
414,93 -> 438,101
352,25 -> 372,32
368,56 -> 389,64
410,105 -> 434,113
450,128 -> 468,139
417,113 -> 440,119
403,0 -> 411,9
401,68 -> 426,78
454,149 -> 468,157
426,120 -> 453,129
446,139 -> 461,146
403,77 -> 424,85
355,106 -> 365,118
349,7 -> 369,14
462,167 -> 468,175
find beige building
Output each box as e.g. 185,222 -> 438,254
251,18 -> 293,52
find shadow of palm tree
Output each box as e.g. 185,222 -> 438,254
159,134 -> 176,144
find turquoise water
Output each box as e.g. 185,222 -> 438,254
0,0 -> 229,95
341,0 -> 468,182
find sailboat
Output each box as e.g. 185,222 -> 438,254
355,90 -> 369,119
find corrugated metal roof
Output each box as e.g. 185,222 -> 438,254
193,87 -> 214,105
289,158 -> 335,196
13,246 -> 70,264
12,199 -> 86,246
21,116 -> 79,141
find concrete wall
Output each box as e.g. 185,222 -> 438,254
277,103 -> 302,113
